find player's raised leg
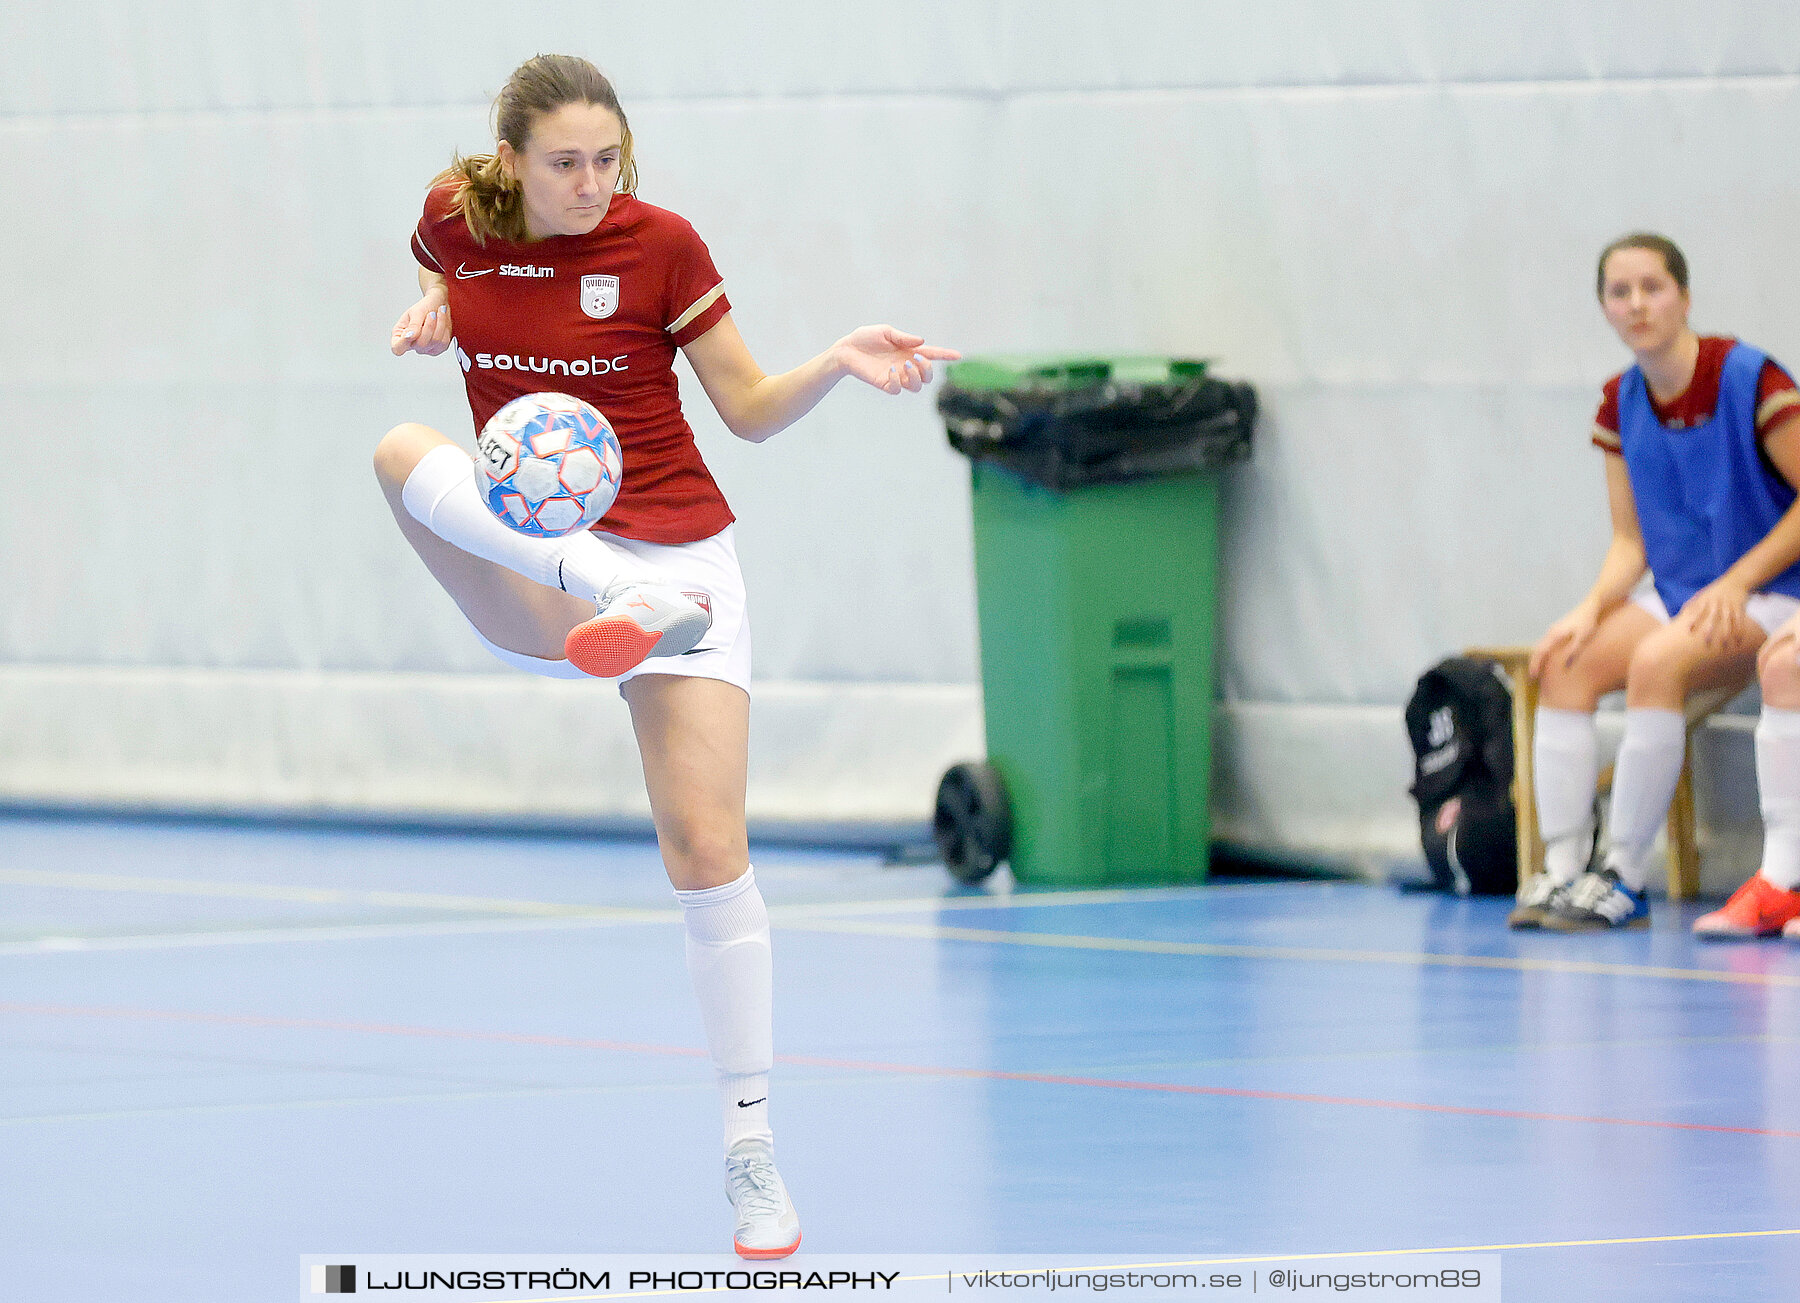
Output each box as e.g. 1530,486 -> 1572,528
375,422 -> 599,658
373,422 -> 709,672
622,673 -> 799,1260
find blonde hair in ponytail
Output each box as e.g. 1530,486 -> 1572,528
431,54 -> 638,245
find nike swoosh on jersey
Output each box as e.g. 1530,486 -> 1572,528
455,264 -> 495,279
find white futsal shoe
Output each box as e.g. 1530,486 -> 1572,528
1506,873 -> 1570,930
725,1139 -> 801,1259
563,581 -> 711,678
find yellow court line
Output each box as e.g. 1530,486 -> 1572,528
1063,1226 -> 1800,1266
783,918 -> 1800,988
772,883 -> 1247,917
499,1227 -> 1800,1299
17,866 -> 1800,988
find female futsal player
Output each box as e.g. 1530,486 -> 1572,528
372,54 -> 957,1256
1517,233 -> 1800,932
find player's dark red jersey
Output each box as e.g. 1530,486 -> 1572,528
1592,335 -> 1800,455
413,184 -> 735,544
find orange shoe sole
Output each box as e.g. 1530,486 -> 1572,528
734,1231 -> 801,1260
564,616 -> 663,678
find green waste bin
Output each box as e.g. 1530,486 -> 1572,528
933,356 -> 1256,887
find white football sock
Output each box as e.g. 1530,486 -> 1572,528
1604,707 -> 1687,893
399,443 -> 632,600
1533,707 -> 1600,884
1755,708 -> 1800,892
675,866 -> 773,1153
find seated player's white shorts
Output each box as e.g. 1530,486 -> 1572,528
1628,571 -> 1800,636
469,524 -> 752,694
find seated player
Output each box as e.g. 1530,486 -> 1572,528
1515,233 -> 1800,931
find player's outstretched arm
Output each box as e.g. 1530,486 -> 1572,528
392,269 -> 454,357
684,314 -> 959,443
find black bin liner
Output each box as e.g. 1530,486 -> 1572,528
937,358 -> 1256,491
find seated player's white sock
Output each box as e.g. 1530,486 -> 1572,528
1534,707 -> 1600,885
1604,707 -> 1687,893
399,443 -> 630,600
675,866 -> 774,1153
1755,708 -> 1800,892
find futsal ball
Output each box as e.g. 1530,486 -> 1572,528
473,392 -> 623,537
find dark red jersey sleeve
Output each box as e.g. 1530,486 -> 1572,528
410,184 -> 456,274
661,218 -> 732,347
1757,360 -> 1800,442
1592,375 -> 1623,454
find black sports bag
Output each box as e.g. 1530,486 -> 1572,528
1404,656 -> 1518,896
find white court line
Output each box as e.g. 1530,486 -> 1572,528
0,867 -> 663,918
0,869 -> 1250,956
0,865 -> 1236,918
0,914 -> 659,956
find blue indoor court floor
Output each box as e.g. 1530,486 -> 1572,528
3,812 -> 1799,1302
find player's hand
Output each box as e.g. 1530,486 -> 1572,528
1757,608 -> 1800,676
1678,578 -> 1752,650
1529,601 -> 1601,680
834,325 -> 961,394
391,293 -> 453,357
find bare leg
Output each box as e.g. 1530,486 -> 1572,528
373,422 -> 595,659
623,672 -> 769,1119
1765,647 -> 1800,712
623,674 -> 752,891
626,672 -> 799,1253
1537,601 -> 1659,710
1623,617 -> 1762,711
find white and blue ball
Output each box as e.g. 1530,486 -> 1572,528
473,392 -> 623,537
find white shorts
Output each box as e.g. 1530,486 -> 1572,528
1629,571 -> 1800,637
470,524 -> 752,694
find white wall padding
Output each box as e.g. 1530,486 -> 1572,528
0,666 -> 982,831
6,3 -> 1800,855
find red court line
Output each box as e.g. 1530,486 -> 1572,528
6,1001 -> 1797,1140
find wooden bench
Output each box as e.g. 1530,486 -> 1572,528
1466,645 -> 1741,902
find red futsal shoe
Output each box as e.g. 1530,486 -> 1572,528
1692,873 -> 1800,939
563,582 -> 710,678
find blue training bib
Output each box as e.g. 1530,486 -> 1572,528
1618,342 -> 1800,614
